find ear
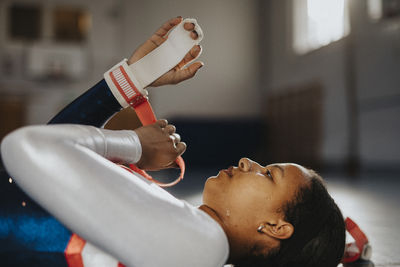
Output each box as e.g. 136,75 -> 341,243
260,219 -> 294,240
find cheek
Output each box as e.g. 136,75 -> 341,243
202,177 -> 279,222
202,178 -> 256,218
226,181 -> 270,220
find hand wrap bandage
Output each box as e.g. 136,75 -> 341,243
104,18 -> 203,109
104,18 -> 203,187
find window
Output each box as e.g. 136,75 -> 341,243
368,0 -> 400,20
6,4 -> 91,43
293,0 -> 350,54
8,4 -> 42,41
368,0 -> 383,20
54,7 -> 91,42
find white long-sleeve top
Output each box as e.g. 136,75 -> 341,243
1,124 -> 229,267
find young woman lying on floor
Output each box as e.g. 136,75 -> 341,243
1,17 -> 345,267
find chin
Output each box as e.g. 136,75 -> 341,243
202,182 -> 216,206
202,183 -> 225,211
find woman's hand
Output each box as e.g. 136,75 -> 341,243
134,119 -> 186,171
128,17 -> 203,87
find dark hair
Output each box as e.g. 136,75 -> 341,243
236,171 -> 346,267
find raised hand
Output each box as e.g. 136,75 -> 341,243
128,17 -> 203,87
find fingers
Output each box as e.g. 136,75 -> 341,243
150,17 -> 183,47
154,17 -> 183,38
152,20 -> 198,47
184,22 -> 199,40
177,45 -> 202,69
172,133 -> 181,143
166,162 -> 179,169
183,22 -> 194,31
155,19 -> 198,43
176,142 -> 186,155
164,124 -> 176,135
155,119 -> 168,128
174,61 -> 204,82
191,31 -> 199,39
128,17 -> 184,65
154,120 -> 185,159
155,120 -> 183,149
166,145 -> 185,169
169,133 -> 181,144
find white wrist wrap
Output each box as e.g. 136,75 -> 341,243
104,59 -> 148,109
104,18 -> 203,108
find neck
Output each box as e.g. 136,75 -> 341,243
198,205 -> 243,264
198,204 -> 225,227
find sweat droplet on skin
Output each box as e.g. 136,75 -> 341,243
226,209 -> 230,217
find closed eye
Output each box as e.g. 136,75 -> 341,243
266,169 -> 273,181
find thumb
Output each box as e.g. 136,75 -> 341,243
166,162 -> 179,169
174,61 -> 204,83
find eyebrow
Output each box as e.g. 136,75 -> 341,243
272,165 -> 285,177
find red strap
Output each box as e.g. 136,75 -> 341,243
346,217 -> 369,251
65,234 -> 86,267
65,234 -> 127,267
129,99 -> 185,187
134,101 -> 157,125
342,217 -> 369,263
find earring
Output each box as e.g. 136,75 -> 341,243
257,225 -> 265,233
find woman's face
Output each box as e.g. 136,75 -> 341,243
202,158 -> 311,260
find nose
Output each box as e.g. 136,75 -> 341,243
238,158 -> 265,173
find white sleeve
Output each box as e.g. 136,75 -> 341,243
1,125 -> 228,267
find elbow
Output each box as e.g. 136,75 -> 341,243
1,126 -> 48,175
1,126 -> 29,158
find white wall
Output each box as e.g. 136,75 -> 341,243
263,0 -> 350,164
353,1 -> 400,166
263,0 -> 400,167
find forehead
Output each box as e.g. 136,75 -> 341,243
268,163 -> 311,180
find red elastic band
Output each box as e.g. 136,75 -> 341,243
65,234 -> 85,267
342,217 -> 369,263
131,100 -> 185,187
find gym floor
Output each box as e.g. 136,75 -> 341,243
166,169 -> 400,267
328,173 -> 400,267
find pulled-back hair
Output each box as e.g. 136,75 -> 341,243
236,171 -> 346,267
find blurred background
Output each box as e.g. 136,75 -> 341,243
1,0 -> 399,173
0,0 -> 399,266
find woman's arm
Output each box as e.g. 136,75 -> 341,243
48,17 -> 203,127
48,79 -> 122,127
1,124 -> 228,267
